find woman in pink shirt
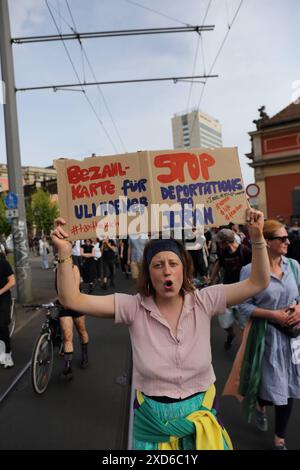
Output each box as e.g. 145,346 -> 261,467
51,208 -> 269,450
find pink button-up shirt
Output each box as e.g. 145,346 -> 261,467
115,285 -> 226,398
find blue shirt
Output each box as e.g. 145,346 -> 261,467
239,256 -> 300,318
239,256 -> 300,404
129,235 -> 149,263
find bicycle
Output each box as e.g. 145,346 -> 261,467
23,302 -> 63,395
9,297 -> 16,337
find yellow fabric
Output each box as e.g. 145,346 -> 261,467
202,382 -> 215,408
158,408 -> 233,450
136,389 -> 145,406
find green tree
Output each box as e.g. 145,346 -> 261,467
0,195 -> 12,237
31,188 -> 59,235
25,198 -> 35,234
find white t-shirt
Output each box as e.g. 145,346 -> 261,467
71,240 -> 81,257
94,242 -> 102,259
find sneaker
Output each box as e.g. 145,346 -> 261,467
254,407 -> 268,432
0,352 -> 6,365
273,442 -> 287,450
59,359 -> 73,380
3,353 -> 14,368
224,333 -> 235,351
59,366 -> 73,381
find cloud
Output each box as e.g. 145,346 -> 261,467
9,0 -> 47,36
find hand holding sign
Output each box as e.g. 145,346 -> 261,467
51,218 -> 72,257
54,147 -> 249,240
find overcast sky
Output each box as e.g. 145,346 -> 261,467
1,0 -> 299,187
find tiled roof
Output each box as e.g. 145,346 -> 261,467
261,102 -> 300,128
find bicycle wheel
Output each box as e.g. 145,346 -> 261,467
9,298 -> 16,337
31,332 -> 53,394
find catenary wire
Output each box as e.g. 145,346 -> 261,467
124,0 -> 190,26
189,0 -> 244,140
186,0 -> 213,113
64,0 -> 127,152
45,0 -> 119,153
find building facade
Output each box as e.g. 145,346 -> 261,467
246,103 -> 300,222
172,109 -> 223,149
0,164 -> 57,193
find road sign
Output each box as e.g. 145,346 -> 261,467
4,191 -> 18,209
5,208 -> 19,221
246,183 -> 260,198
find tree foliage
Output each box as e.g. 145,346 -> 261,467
0,195 -> 12,237
31,188 -> 59,235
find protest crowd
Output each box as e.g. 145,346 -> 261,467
1,148 -> 300,451
1,206 -> 300,451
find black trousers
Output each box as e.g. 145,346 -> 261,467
258,397 -> 294,438
189,249 -> 207,277
102,258 -> 115,281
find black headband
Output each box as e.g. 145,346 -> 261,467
146,239 -> 183,265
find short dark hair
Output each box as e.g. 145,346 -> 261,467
137,239 -> 195,297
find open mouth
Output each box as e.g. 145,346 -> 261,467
164,280 -> 173,288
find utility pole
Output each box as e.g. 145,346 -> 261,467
0,0 -> 32,302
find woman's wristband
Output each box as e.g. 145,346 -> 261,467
251,240 -> 267,248
57,254 -> 72,264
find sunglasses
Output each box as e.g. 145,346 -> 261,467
266,236 -> 289,243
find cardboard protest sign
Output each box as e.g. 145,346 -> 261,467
54,147 -> 248,240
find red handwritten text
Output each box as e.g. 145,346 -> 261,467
67,162 -> 128,184
71,181 -> 115,200
215,196 -> 243,222
154,153 -> 215,183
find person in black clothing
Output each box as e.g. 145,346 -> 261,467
0,253 -> 16,368
55,263 -> 89,379
81,239 -> 97,293
287,231 -> 300,264
120,237 -> 130,278
101,237 -> 117,289
184,228 -> 208,285
209,229 -> 252,349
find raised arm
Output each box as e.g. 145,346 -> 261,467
224,208 -> 270,307
51,219 -> 115,318
0,274 -> 15,295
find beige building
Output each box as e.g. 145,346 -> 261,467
0,164 -> 57,193
172,109 -> 223,149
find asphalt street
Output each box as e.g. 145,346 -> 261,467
0,254 -> 299,450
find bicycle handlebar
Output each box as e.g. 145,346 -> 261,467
23,302 -> 57,309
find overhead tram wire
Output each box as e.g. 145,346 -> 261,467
40,0 -> 125,151
186,0 -> 213,113
12,25 -> 214,44
186,34 -> 201,113
189,0 -> 244,140
124,0 -> 191,26
65,0 -> 77,29
14,1 -> 216,152
64,0 -> 127,153
44,0 -> 119,153
16,74 -> 218,92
